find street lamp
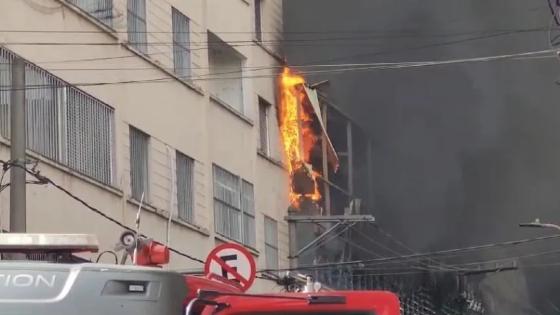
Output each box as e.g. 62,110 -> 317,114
519,218 -> 560,232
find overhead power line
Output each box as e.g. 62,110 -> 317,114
259,232 -> 560,273
0,26 -> 550,36
0,160 -> 205,264
0,47 -> 555,92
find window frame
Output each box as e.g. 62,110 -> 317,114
176,150 -> 195,223
258,96 -> 271,156
172,7 -> 191,80
68,0 -> 113,27
264,216 -> 279,271
254,0 -> 262,42
129,126 -> 150,202
213,164 -> 255,247
0,47 -> 115,186
127,0 -> 148,53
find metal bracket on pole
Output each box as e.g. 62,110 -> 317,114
285,214 -> 375,223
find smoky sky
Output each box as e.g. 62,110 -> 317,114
284,0 -> 560,313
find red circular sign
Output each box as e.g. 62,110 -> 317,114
204,243 -> 256,292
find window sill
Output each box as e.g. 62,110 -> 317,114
257,150 -> 285,170
0,137 -> 123,197
124,45 -> 205,96
57,0 -> 205,97
210,95 -> 254,126
57,0 -> 119,41
127,198 -> 211,237
214,234 -> 259,256
252,40 -> 284,64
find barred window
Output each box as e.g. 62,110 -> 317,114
129,126 -> 149,201
213,165 -> 255,246
69,0 -> 113,26
264,216 -> 279,271
127,0 -> 147,53
176,151 -> 194,223
172,8 -> 191,80
254,0 -> 262,42
241,180 -> 255,247
258,97 -> 270,155
0,48 -> 115,185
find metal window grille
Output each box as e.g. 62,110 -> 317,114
25,64 -> 60,162
264,216 -> 278,271
129,126 -> 149,201
0,48 -> 114,185
127,0 -> 147,53
172,8 -> 191,80
241,180 -> 255,247
254,0 -> 262,41
0,49 -> 12,138
66,88 -> 114,184
213,165 -> 254,246
176,151 -> 194,223
68,0 -> 113,26
258,97 -> 270,155
213,165 -> 241,241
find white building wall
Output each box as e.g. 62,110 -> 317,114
0,0 -> 288,292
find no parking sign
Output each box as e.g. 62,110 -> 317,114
204,243 -> 256,292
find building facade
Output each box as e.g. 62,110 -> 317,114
0,0 -> 287,291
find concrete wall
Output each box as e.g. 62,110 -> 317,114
0,0 -> 287,292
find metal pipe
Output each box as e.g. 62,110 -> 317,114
9,57 -> 26,233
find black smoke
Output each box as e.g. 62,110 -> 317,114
284,0 -> 560,313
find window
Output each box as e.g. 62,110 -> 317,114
213,165 -> 255,247
127,0 -> 147,53
254,0 -> 262,42
176,151 -> 194,223
241,180 -> 255,247
264,216 -> 278,271
258,97 -> 270,155
208,32 -> 245,113
69,0 -> 113,26
129,126 -> 149,201
0,48 -> 115,185
172,8 -> 191,80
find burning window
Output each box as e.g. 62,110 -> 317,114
279,68 -> 339,211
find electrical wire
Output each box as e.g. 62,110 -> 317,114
371,225 -> 462,271
0,47 -> 556,93
258,232 -> 560,273
0,159 -> 205,264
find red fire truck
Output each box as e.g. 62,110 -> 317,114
0,233 -> 401,315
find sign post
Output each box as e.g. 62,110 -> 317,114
204,243 -> 256,292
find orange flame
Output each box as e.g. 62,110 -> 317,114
279,67 -> 321,208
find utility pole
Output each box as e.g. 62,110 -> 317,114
9,57 -> 26,233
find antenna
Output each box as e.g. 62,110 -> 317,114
166,146 -> 176,255
133,192 -> 145,265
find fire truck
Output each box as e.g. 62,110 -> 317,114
0,233 -> 400,315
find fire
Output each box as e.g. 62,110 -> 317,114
279,67 -> 321,208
